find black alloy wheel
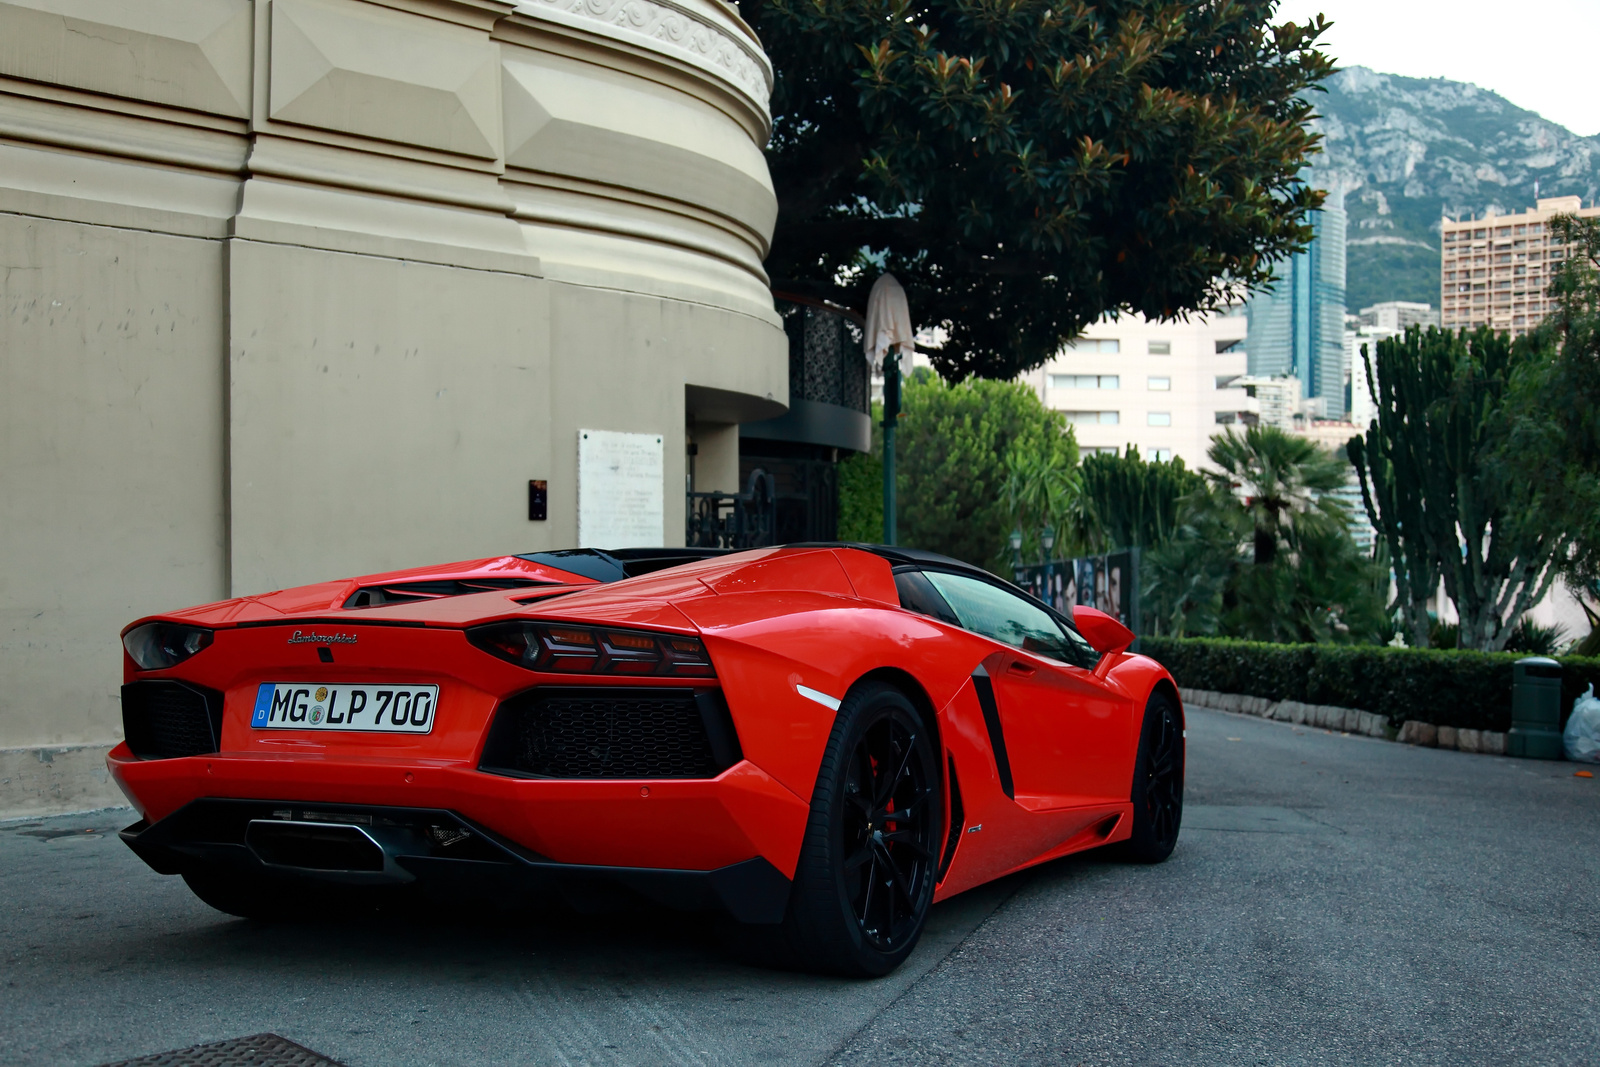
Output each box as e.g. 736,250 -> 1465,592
841,702 -> 938,954
773,680 -> 942,976
1114,690 -> 1184,863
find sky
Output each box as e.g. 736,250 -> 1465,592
1273,0 -> 1600,138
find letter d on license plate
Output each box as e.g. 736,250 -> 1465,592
251,683 -> 438,733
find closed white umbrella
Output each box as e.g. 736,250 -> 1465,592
865,273 -> 916,376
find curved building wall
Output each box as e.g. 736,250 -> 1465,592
0,0 -> 787,787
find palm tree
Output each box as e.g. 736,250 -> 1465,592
1000,448 -> 1088,562
1205,425 -> 1351,565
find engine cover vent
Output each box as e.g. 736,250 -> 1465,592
344,577 -> 553,609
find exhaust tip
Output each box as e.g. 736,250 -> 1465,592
245,820 -> 385,873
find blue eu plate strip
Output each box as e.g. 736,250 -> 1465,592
252,683 -> 275,727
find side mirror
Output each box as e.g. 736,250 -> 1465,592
1073,605 -> 1135,656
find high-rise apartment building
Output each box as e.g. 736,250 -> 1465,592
1441,196 -> 1600,337
1344,302 -> 1437,429
1228,376 -> 1303,432
1017,311 -> 1249,469
1245,191 -> 1348,418
1359,301 -> 1439,332
1346,325 -> 1393,430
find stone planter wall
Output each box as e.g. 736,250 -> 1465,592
1179,688 -> 1509,756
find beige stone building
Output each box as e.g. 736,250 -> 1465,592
1441,196 -> 1600,337
0,0 -> 792,811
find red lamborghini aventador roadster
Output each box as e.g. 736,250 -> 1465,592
111,544 -> 1184,976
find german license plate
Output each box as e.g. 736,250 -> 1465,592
251,683 -> 438,733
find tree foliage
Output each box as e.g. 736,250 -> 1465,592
1349,327 -> 1567,652
1141,485 -> 1246,638
1001,445 -> 1089,564
894,373 -> 1078,568
1204,425 -> 1348,565
1079,447 -> 1203,552
1142,427 -> 1388,644
1502,214 -> 1600,621
836,406 -> 885,542
752,0 -> 1335,380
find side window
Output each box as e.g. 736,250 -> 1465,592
893,569 -> 960,625
922,571 -> 1097,668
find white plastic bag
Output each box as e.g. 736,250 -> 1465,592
1565,683 -> 1600,763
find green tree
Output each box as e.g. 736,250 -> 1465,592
895,374 -> 1078,568
1501,214 -> 1600,638
1205,425 -> 1349,565
1143,427 -> 1388,644
1141,485 -> 1246,637
1349,326 -> 1567,651
1079,447 -> 1204,552
1000,446 -> 1089,564
753,0 -> 1334,380
1221,519 -> 1391,645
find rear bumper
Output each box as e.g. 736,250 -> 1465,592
121,798 -> 792,923
107,742 -> 810,879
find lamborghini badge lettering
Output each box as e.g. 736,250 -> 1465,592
288,630 -> 357,645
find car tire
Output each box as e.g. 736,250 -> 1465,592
765,680 -> 943,977
1112,690 -> 1184,863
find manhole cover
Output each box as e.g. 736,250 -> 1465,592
100,1033 -> 344,1067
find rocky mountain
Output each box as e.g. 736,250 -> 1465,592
1307,67 -> 1600,311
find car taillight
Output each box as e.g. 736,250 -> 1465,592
467,622 -> 714,677
122,623 -> 213,670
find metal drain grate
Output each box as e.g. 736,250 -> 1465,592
100,1033 -> 345,1067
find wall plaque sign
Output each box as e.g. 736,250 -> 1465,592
577,429 -> 663,548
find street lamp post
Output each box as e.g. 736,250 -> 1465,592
1009,528 -> 1023,584
883,356 -> 899,546
1040,524 -> 1055,609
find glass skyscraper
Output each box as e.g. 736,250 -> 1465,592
1245,190 -> 1348,418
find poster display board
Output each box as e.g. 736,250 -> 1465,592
1017,548 -> 1140,634
577,429 -> 664,548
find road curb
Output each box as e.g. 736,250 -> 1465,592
1178,688 -> 1509,756
0,744 -> 125,819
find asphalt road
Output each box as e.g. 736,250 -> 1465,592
3,707 -> 1597,1067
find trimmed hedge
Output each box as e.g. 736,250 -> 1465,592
1140,637 -> 1600,733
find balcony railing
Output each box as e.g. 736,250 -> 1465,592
686,469 -> 776,550
779,298 -> 870,415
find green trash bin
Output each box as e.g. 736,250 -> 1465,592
1507,656 -> 1564,759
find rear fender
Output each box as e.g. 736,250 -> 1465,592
683,595 -> 990,803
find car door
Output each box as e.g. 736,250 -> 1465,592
918,570 -> 1133,809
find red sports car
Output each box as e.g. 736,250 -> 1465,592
111,544 -> 1184,976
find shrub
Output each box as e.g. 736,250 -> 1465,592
1140,636 -> 1600,732
837,447 -> 883,543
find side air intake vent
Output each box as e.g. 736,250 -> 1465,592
479,687 -> 742,780
344,577 -> 553,608
122,680 -> 225,759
